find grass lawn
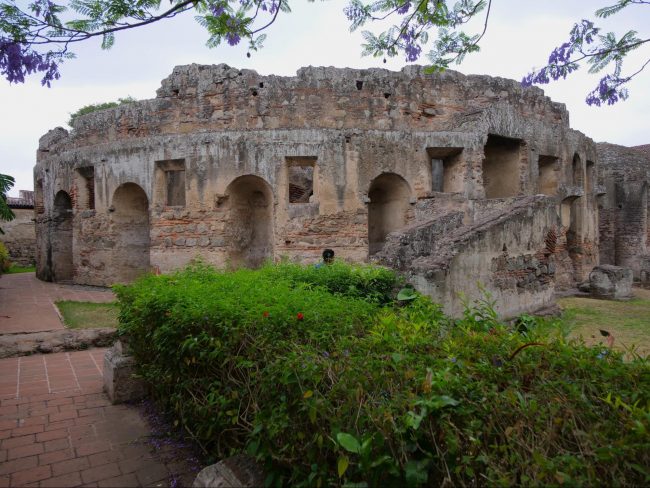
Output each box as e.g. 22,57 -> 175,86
5,264 -> 36,273
558,287 -> 650,357
55,300 -> 120,329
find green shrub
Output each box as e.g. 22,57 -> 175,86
257,260 -> 402,304
116,263 -> 650,487
68,96 -> 136,126
0,242 -> 10,274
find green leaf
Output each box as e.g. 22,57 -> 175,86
405,459 -> 429,485
337,455 -> 349,477
337,432 -> 361,453
397,287 -> 418,301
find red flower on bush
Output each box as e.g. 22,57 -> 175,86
297,312 -> 304,321
263,311 -> 269,318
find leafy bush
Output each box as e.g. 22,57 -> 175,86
0,242 -> 11,274
116,263 -> 650,487
68,96 -> 136,126
256,261 -> 402,304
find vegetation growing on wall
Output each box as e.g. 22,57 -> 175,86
68,96 -> 136,126
116,262 -> 650,486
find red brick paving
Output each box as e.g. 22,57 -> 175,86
0,350 -> 196,487
0,273 -> 114,334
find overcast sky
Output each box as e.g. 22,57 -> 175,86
1,0 -> 648,196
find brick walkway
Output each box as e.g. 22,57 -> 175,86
0,273 -> 114,334
0,275 -> 196,487
0,350 -> 195,487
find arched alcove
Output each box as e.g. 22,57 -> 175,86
51,190 -> 73,282
561,195 -> 584,278
482,135 -> 523,198
572,154 -> 583,187
368,173 -> 411,255
111,183 -> 150,283
225,175 -> 274,268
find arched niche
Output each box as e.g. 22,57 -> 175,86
561,195 -> 584,278
52,190 -> 73,282
482,135 -> 524,198
111,183 -> 150,283
224,175 -> 274,268
572,153 -> 583,187
368,173 -> 411,255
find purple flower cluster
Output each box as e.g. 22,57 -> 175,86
585,74 -> 629,106
401,27 -> 422,62
570,19 -> 598,46
547,42 -> 573,66
210,4 -> 226,16
522,19 -> 600,88
224,17 -> 242,46
396,1 -> 411,15
225,32 -> 241,46
258,0 -> 279,14
0,38 -> 61,86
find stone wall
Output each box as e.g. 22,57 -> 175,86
597,143 -> 650,279
375,196 -> 561,318
1,207 -> 36,267
34,64 -> 602,316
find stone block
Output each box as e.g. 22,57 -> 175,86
588,265 -> 633,299
103,341 -> 146,404
640,255 -> 650,286
193,455 -> 265,488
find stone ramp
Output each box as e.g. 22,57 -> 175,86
374,195 -> 561,318
0,273 -> 114,334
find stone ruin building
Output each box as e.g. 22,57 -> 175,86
33,64 -> 649,318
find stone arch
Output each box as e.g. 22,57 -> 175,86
224,175 -> 274,268
51,190 -> 73,282
111,183 -> 150,283
561,195 -> 584,279
368,173 -> 411,255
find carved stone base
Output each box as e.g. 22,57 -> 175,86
103,341 -> 146,404
588,265 -> 633,299
193,454 -> 265,488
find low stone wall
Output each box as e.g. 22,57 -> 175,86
0,328 -> 116,359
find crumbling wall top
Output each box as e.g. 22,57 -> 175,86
38,127 -> 69,151
57,64 -> 572,150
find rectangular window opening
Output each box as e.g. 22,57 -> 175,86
538,155 -> 559,196
572,154 -> 584,187
287,157 -> 316,204
483,135 -> 524,199
427,147 -> 464,193
155,159 -> 186,207
75,166 -> 95,210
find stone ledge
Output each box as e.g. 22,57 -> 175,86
193,455 -> 265,488
0,328 -> 117,359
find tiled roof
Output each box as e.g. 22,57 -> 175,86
6,190 -> 34,208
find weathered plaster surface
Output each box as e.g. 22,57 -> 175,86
35,64 -> 607,316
